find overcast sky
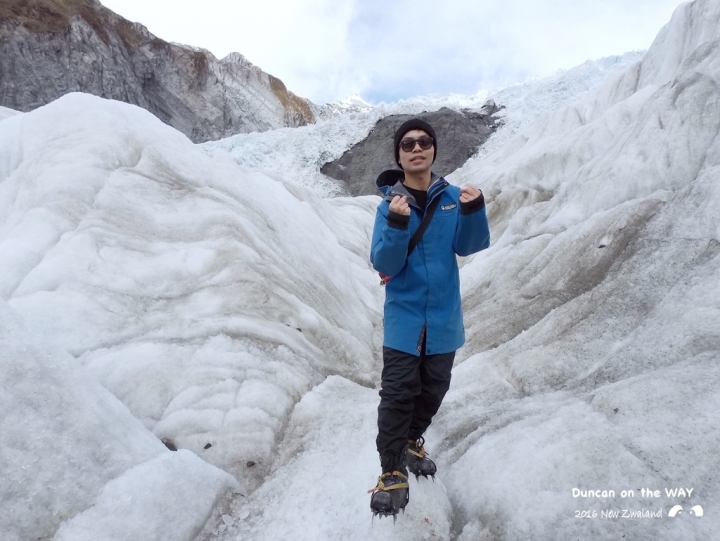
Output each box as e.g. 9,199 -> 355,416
101,0 -> 683,105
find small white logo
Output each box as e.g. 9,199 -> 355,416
441,203 -> 457,211
668,505 -> 703,517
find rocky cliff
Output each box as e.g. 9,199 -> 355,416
0,0 -> 315,142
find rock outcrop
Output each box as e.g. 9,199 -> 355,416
320,103 -> 503,196
0,0 -> 315,142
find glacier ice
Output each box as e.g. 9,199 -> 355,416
204,52 -> 642,199
0,104 -> 18,121
1,0 -> 720,539
0,299 -> 238,541
0,93 -> 383,493
209,376 -> 453,541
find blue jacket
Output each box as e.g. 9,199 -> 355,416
370,170 -> 490,356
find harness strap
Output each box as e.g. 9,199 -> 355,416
408,437 -> 428,458
367,471 -> 409,493
379,194 -> 443,287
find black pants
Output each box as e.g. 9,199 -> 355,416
376,335 -> 455,470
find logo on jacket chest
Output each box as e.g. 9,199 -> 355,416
441,203 -> 457,211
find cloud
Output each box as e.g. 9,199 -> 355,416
102,0 -> 683,104
342,0 -> 682,102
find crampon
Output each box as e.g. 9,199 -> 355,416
368,471 -> 409,521
406,437 -> 437,480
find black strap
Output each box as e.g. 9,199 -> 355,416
379,192 -> 443,286
407,195 -> 441,256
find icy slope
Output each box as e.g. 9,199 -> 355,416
0,299 -> 238,541
205,0 -> 720,539
430,0 -> 720,538
0,104 -> 18,120
0,93 -> 383,493
209,376 -> 453,541
3,0 -> 719,539
204,52 -> 642,198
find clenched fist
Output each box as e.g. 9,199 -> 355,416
459,185 -> 482,203
389,195 -> 411,216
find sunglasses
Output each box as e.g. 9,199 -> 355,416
400,136 -> 434,153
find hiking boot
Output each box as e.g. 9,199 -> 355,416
369,446 -> 409,520
368,470 -> 409,520
406,437 -> 437,480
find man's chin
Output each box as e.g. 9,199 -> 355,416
404,163 -> 431,174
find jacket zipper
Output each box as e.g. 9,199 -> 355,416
414,180 -> 448,354
416,325 -> 426,354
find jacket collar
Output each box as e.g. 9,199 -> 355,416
376,170 -> 445,208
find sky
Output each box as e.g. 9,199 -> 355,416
100,0 -> 684,105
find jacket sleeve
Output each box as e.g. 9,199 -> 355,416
453,193 -> 490,256
370,203 -> 411,276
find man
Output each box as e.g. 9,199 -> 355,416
368,119 -> 490,518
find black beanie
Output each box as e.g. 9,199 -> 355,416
394,118 -> 438,168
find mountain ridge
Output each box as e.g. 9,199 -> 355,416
0,0 -> 315,142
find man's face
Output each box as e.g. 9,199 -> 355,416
398,129 -> 434,173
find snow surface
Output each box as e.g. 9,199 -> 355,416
0,104 -> 19,121
215,0 -> 718,538
435,0 -> 720,537
53,450 -> 236,541
2,0 -> 720,539
204,51 -> 642,198
0,93 -> 383,497
316,94 -> 375,118
208,376 -> 453,541
0,299 -> 238,541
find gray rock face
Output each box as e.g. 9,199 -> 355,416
0,0 -> 315,142
320,103 -> 503,196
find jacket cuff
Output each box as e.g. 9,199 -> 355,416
387,210 -> 410,229
460,192 -> 485,215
